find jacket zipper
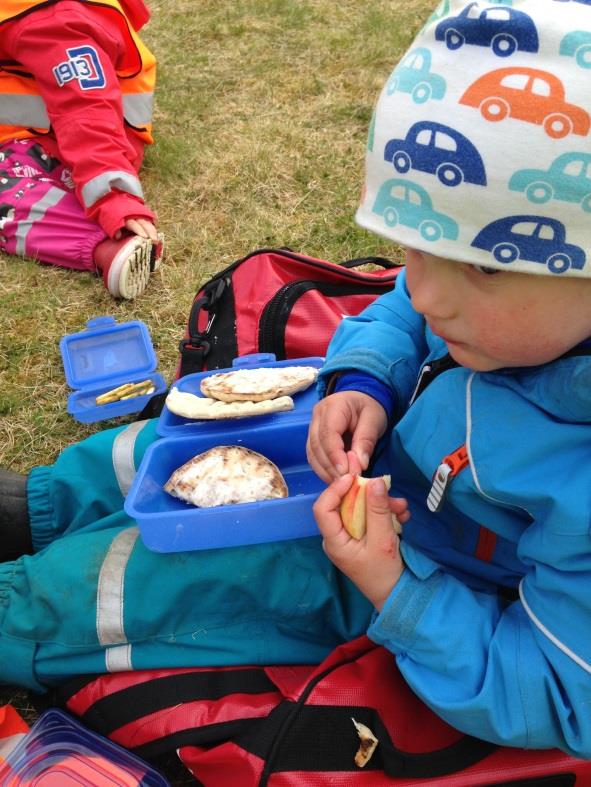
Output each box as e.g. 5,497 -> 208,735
427,444 -> 469,513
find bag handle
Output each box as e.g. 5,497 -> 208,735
339,255 -> 400,270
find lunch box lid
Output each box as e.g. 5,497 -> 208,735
59,316 -> 166,424
60,316 -> 158,390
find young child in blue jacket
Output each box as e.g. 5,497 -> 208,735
0,0 -> 590,762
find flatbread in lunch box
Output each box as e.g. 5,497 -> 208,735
164,445 -> 288,508
200,365 -> 318,402
165,387 -> 294,420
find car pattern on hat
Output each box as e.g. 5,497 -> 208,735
386,48 -> 446,104
471,215 -> 586,273
372,178 -> 459,242
459,67 -> 591,139
435,3 -> 539,57
360,0 -> 591,276
384,121 -> 487,187
560,30 -> 591,69
509,152 -> 591,211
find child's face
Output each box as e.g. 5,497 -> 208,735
405,248 -> 591,372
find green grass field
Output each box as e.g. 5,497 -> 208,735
0,1 -> 432,782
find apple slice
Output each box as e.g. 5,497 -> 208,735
340,474 -> 392,539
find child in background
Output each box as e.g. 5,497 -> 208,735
0,0 -> 589,764
0,0 -> 162,299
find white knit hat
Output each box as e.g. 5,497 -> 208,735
356,0 -> 591,277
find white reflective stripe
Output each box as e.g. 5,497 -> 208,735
465,373 -> 519,508
96,526 -> 139,646
122,92 -> 153,127
81,170 -> 143,208
519,581 -> 591,675
0,94 -> 49,128
0,93 -> 151,129
15,187 -> 68,256
105,644 -> 133,673
112,419 -> 148,497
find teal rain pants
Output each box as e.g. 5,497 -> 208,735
0,420 -> 372,691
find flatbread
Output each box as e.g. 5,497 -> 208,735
165,387 -> 294,420
164,445 -> 288,508
200,365 -> 318,402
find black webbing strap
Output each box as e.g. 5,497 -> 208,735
243,701 -> 497,782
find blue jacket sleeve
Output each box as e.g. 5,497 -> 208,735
318,268 -> 428,416
333,372 -> 396,417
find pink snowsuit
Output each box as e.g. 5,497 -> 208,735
0,139 -> 105,271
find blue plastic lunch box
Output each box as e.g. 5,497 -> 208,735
60,316 -> 167,423
125,354 -> 326,552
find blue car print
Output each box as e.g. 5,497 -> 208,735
386,48 -> 446,104
471,215 -> 585,273
560,30 -> 591,69
435,3 -> 538,57
509,152 -> 591,212
384,121 -> 486,187
372,178 -> 459,242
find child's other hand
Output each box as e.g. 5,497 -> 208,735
313,470 -> 409,611
119,217 -> 159,242
307,391 -> 388,483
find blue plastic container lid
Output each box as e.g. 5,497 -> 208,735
60,316 -> 158,390
0,708 -> 169,785
59,316 -> 168,424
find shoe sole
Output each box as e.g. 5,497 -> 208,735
108,238 -> 152,299
150,232 -> 165,272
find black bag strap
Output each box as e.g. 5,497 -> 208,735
179,277 -> 230,376
255,652 -> 497,784
339,255 -> 400,270
54,654 -> 497,779
245,701 -> 497,783
52,666 -> 281,760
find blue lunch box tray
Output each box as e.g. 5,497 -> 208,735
60,316 -> 167,423
0,708 -> 169,786
125,419 -> 326,552
156,354 -> 324,437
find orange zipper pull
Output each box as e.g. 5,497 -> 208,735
427,444 -> 469,513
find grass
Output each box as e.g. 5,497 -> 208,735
0,0 -> 432,782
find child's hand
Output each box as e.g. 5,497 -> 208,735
313,468 -> 410,611
306,392 -> 388,483
119,217 -> 159,242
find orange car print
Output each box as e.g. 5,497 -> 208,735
460,67 -> 590,138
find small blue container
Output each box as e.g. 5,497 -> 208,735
156,354 -> 324,437
60,316 -> 167,423
0,708 -> 169,785
125,419 -> 326,552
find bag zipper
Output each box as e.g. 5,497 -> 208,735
258,280 -> 388,359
